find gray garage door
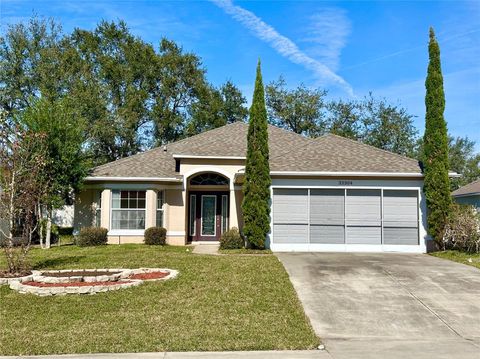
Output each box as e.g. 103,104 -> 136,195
273,189 -> 308,244
310,189 -> 345,244
346,189 -> 381,244
273,188 -> 419,248
383,190 -> 419,245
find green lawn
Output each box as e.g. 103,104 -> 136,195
430,250 -> 480,269
0,244 -> 319,355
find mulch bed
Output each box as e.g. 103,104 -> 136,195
128,271 -> 169,280
22,280 -> 133,287
41,270 -> 121,277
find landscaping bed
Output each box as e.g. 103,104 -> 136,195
0,244 -> 319,355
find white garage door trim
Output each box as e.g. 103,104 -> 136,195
270,185 -> 425,253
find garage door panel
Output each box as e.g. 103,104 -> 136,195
310,189 -> 344,225
273,224 -> 308,243
384,190 -> 418,226
384,228 -> 418,245
310,225 -> 345,244
273,189 -> 308,224
346,189 -> 381,225
346,226 -> 381,244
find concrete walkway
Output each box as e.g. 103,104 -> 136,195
278,252 -> 480,359
0,350 -> 330,359
191,243 -> 220,255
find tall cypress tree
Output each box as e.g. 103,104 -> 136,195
242,60 -> 271,249
423,27 -> 451,245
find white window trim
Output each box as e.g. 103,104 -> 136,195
201,195 -> 217,237
110,190 -> 147,231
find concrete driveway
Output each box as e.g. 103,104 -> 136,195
277,253 -> 480,359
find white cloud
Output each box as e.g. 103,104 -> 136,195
210,0 -> 353,96
302,8 -> 351,72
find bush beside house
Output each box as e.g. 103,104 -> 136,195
443,204 -> 480,253
77,227 -> 108,247
220,227 -> 244,249
144,227 -> 167,245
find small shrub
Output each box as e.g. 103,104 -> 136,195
220,227 -> 244,249
443,204 -> 480,253
144,227 -> 167,245
77,227 -> 108,247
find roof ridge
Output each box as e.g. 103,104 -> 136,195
319,133 -> 420,164
167,121 -> 247,150
267,123 -> 314,142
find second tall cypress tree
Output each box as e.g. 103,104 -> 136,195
242,60 -> 271,249
423,28 -> 451,245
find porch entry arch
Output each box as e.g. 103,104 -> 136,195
185,170 -> 231,242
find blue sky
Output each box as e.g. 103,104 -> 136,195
1,0 -> 479,149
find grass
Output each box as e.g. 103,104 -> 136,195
0,244 -> 319,355
430,250 -> 480,269
219,248 -> 273,255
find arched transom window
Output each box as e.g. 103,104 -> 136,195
189,173 -> 229,186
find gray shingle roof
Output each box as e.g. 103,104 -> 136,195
452,179 -> 480,197
89,123 -> 422,179
90,122 -> 311,178
269,133 -> 422,173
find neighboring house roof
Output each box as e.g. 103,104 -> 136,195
89,122 -> 422,180
452,179 -> 480,197
270,133 -> 422,174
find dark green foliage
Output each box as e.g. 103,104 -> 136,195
0,17 -> 250,166
58,227 -> 74,236
266,76 -> 327,137
219,227 -> 244,249
77,227 -> 108,247
144,227 -> 167,245
423,28 -> 451,245
242,61 -> 271,249
220,80 -> 248,123
447,136 -> 480,190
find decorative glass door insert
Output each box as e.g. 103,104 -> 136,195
201,195 -> 216,236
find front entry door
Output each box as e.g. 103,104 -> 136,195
189,192 -> 228,241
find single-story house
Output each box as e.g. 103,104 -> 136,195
452,179 -> 480,210
74,122 -> 431,253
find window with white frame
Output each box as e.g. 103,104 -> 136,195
111,190 -> 146,230
94,191 -> 102,227
157,191 -> 165,227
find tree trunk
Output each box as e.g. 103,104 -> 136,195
45,210 -> 51,249
38,204 -> 44,249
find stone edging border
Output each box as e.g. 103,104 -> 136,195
3,268 -> 178,296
